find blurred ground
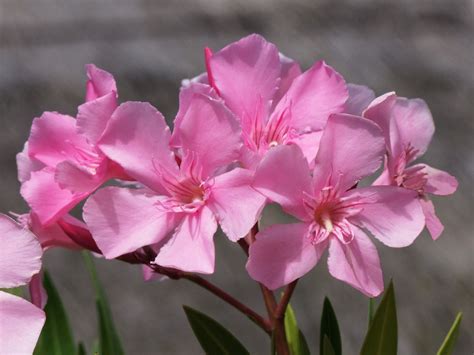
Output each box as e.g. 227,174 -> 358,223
1,0 -> 473,353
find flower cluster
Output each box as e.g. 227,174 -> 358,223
0,34 -> 457,353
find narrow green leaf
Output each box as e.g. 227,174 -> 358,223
1,286 -> 24,297
82,252 -> 124,355
360,281 -> 397,355
34,272 -> 76,355
320,297 -> 341,355
91,340 -> 100,355
183,305 -> 250,355
368,298 -> 375,328
436,312 -> 463,355
77,342 -> 87,355
322,335 -> 336,355
284,303 -> 310,355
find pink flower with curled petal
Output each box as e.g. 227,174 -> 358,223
364,93 -> 458,240
247,114 -> 425,296
19,64 -> 128,227
194,34 -> 348,169
0,214 -> 45,354
83,94 -> 265,273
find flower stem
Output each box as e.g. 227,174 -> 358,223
274,280 -> 298,321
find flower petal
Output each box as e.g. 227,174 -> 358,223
272,53 -> 302,106
347,186 -> 425,247
312,113 -> 385,193
77,92 -> 118,144
171,93 -> 241,177
391,97 -> 434,162
289,130 -> 323,166
21,168 -> 87,226
16,143 -> 45,184
98,101 -> 176,194
0,214 -> 42,288
85,64 -> 117,101
54,160 -> 107,194
247,223 -> 326,290
0,291 -> 45,354
208,34 -> 281,122
29,273 -> 47,309
417,164 -> 458,196
253,144 -> 312,220
344,83 -> 375,116
28,112 -> 91,167
207,168 -> 266,241
419,198 -> 444,240
327,227 -> 383,297
83,187 -> 178,259
28,212 -> 80,250
270,60 -> 347,133
155,206 -> 217,274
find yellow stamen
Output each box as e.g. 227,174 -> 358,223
321,212 -> 333,233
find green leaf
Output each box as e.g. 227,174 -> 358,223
368,298 -> 376,328
183,305 -> 250,355
436,312 -> 463,355
82,252 -> 124,355
322,335 -> 336,355
1,286 -> 24,297
360,281 -> 397,355
320,297 -> 341,355
284,303 -> 310,355
77,342 -> 87,355
34,272 -> 76,355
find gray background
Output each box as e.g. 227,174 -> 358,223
1,0 -> 473,353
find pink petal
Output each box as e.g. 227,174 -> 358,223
54,160 -> 107,194
98,101 -> 176,194
344,83 -> 375,116
28,212 -> 80,250
16,143 -> 45,183
391,97 -> 434,162
83,187 -> 178,259
208,34 -> 281,122
155,206 -> 217,274
171,82 -> 219,147
28,112 -> 91,167
0,291 -> 45,354
253,144 -> 312,220
312,113 -> 385,193
21,168 -> 87,226
272,53 -> 302,106
327,227 -> 383,297
419,198 -> 444,240
347,186 -> 425,247
0,214 -> 42,288
77,92 -> 118,144
246,223 -> 326,290
417,164 -> 458,196
289,130 -> 323,166
171,93 -> 241,177
85,64 -> 117,101
270,60 -> 347,133
207,168 -> 266,242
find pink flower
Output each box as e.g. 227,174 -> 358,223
364,93 -> 458,239
83,93 -> 265,273
247,114 -> 425,296
197,34 -> 348,168
0,214 -> 45,354
19,64 -> 127,226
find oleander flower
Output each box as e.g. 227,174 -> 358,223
83,93 -> 265,273
194,34 -> 349,168
364,93 -> 458,239
19,65 -> 127,226
247,114 -> 425,296
0,214 -> 45,354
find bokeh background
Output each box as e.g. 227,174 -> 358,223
1,0 -> 473,353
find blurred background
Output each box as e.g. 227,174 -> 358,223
1,0 -> 473,353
